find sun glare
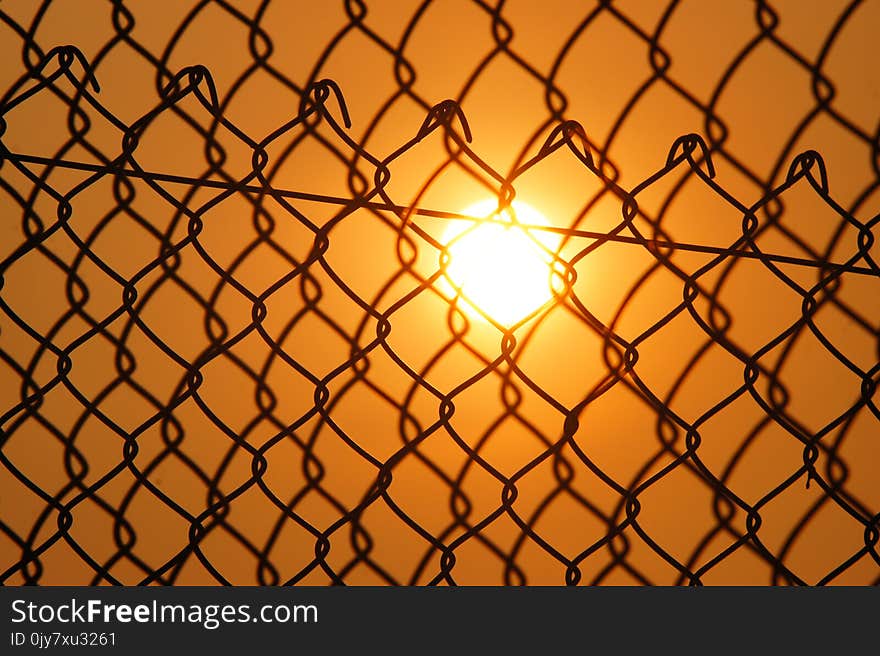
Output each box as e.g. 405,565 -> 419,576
439,200 -> 562,326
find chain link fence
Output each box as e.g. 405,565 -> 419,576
0,0 -> 878,585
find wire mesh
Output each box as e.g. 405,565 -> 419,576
0,0 -> 878,585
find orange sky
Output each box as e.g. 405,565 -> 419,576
0,0 -> 878,585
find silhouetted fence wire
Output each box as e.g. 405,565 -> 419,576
0,1 -> 878,585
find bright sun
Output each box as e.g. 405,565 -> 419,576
439,199 -> 562,326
